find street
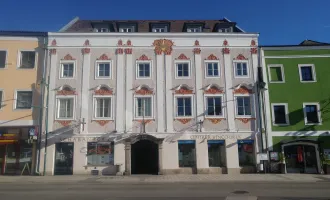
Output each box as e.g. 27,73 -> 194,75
0,181 -> 329,200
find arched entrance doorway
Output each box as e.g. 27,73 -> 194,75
130,136 -> 159,175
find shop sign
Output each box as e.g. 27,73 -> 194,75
60,137 -> 113,142
0,134 -> 17,140
190,135 -> 242,140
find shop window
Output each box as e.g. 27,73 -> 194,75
178,140 -> 196,167
238,140 -> 254,166
208,140 -> 226,167
87,142 -> 114,166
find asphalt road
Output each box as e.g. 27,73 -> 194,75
0,181 -> 329,200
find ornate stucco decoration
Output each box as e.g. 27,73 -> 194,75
235,118 -> 256,124
97,54 -> 110,60
173,84 -> 194,94
137,54 -> 151,60
250,40 -> 258,54
56,85 -> 77,95
233,83 -> 254,94
93,120 -> 112,126
222,40 -> 230,54
50,39 -> 57,55
134,119 -> 153,124
82,39 -> 90,54
134,85 -> 154,95
206,54 -> 219,60
176,119 -> 192,124
193,40 -> 201,54
116,39 -> 124,55
234,54 -> 248,60
203,84 -> 224,94
94,85 -> 113,95
152,39 -> 174,55
176,53 -> 189,60
62,54 -> 76,60
125,40 -> 132,54
207,118 -> 224,124
56,120 -> 72,127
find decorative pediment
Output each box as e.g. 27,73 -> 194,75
233,83 -> 254,94
137,54 -> 151,60
176,54 -> 189,60
134,85 -> 154,95
173,84 -> 194,94
56,85 -> 76,95
206,54 -> 219,60
62,54 -> 75,60
97,54 -> 110,60
203,84 -> 224,94
234,54 -> 248,60
94,85 -> 113,95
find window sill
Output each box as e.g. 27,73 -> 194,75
205,76 -> 221,78
84,164 -> 115,167
205,116 -> 225,119
14,108 -> 32,111
300,80 -> 317,83
95,77 -> 112,80
59,77 -> 75,80
175,77 -> 191,79
136,77 -> 152,80
305,122 -> 322,126
56,118 -> 75,121
269,81 -> 285,84
175,116 -> 194,119
273,123 -> 290,126
17,67 -> 36,70
234,76 -> 249,79
235,116 -> 253,119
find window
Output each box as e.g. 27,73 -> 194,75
57,98 -> 74,119
234,62 -> 248,77
119,26 -> 134,32
176,97 -> 192,117
208,140 -> 226,167
235,96 -> 251,116
205,96 -> 223,117
60,63 -> 74,78
152,26 -> 167,32
178,140 -> 196,167
136,63 -> 151,78
135,97 -> 152,118
272,104 -> 289,125
205,62 -> 220,77
0,90 -> 3,109
87,142 -> 114,166
96,62 -> 111,78
303,103 -> 321,124
19,51 -> 36,69
268,65 -> 284,83
0,51 -> 6,68
187,27 -> 202,32
16,91 -> 32,109
238,140 -> 254,166
299,64 -> 316,82
218,28 -> 231,32
94,97 -> 112,119
176,63 -> 190,78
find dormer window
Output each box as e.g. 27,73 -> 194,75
95,28 -> 109,32
152,26 -> 167,32
218,27 -> 232,33
187,26 -> 202,32
119,26 -> 135,32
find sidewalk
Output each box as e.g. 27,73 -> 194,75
1,174 -> 330,183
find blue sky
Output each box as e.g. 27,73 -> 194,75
0,0 -> 329,45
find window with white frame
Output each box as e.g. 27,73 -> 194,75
16,91 -> 33,109
299,64 -> 316,82
94,97 -> 112,119
135,97 -> 153,118
272,103 -> 289,125
0,51 -> 6,68
205,62 -> 220,77
95,28 -> 109,32
137,62 -> 151,78
19,51 -> 36,69
234,62 -> 248,77
152,26 -> 167,32
235,96 -> 251,116
187,26 -> 202,32
218,28 -> 231,32
119,26 -> 134,32
303,103 -> 321,124
96,62 -> 111,78
268,64 -> 285,83
176,97 -> 192,117
205,96 -> 223,117
176,63 -> 190,78
60,62 -> 74,78
57,98 -> 74,119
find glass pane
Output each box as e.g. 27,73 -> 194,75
301,67 -> 313,81
242,63 -> 248,75
144,64 -> 150,77
144,98 -> 152,117
16,91 -> 32,109
270,67 -> 283,82
184,98 -> 192,116
177,64 -> 183,76
306,105 -> 319,123
183,64 -> 189,76
0,51 -> 6,68
21,51 -> 35,68
238,143 -> 254,166
208,143 -> 225,167
137,98 -> 143,117
178,143 -> 196,167
243,97 -> 251,115
177,98 -> 184,116
274,105 -> 286,124
236,63 -> 242,76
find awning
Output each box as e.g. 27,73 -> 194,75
280,138 -> 319,145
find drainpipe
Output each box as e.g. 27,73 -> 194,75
35,35 -> 48,175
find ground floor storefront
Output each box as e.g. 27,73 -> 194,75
39,132 -> 261,176
0,127 -> 37,175
269,136 -> 330,174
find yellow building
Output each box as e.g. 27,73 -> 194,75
0,31 -> 47,175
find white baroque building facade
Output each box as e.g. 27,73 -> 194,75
39,18 -> 261,175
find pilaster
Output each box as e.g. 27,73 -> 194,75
47,50 -> 57,132
80,43 -> 91,133
165,55 -> 173,132
124,142 -> 131,175
125,54 -> 133,132
156,54 -> 165,132
116,52 -> 125,133
158,141 -> 163,174
194,52 -> 204,125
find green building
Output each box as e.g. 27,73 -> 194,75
260,40 -> 330,174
